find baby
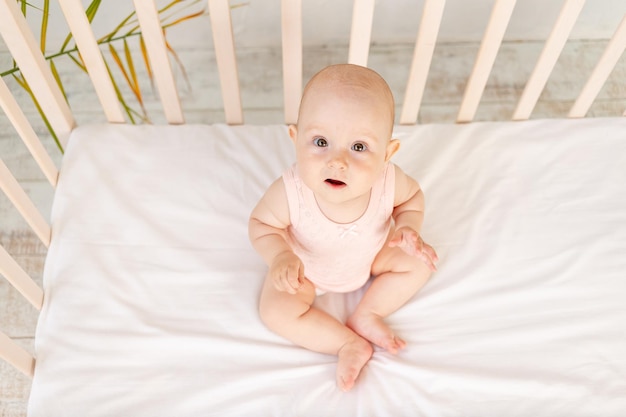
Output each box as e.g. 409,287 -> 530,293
248,64 -> 438,392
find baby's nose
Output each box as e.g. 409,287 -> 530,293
328,151 -> 348,169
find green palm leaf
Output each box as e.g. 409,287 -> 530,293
49,60 -> 68,103
139,35 -> 154,88
4,0 -> 219,152
40,0 -> 49,53
12,73 -> 63,153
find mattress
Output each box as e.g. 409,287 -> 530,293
29,119 -> 626,416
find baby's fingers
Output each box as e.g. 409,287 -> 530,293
417,251 -> 436,272
272,269 -> 296,294
286,266 -> 304,294
389,229 -> 418,249
272,274 -> 289,293
420,244 -> 438,271
423,243 -> 438,262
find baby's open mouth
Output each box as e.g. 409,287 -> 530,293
325,179 -> 346,186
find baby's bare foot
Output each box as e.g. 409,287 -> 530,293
336,337 -> 373,392
347,312 -> 406,354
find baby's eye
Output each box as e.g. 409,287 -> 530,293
352,142 -> 367,152
313,137 -> 328,147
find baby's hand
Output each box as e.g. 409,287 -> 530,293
389,227 -> 439,271
269,251 -> 305,294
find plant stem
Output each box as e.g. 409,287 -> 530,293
0,31 -> 145,78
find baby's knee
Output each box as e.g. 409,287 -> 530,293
258,283 -> 314,330
258,294 -> 281,329
374,246 -> 422,272
405,255 -> 433,278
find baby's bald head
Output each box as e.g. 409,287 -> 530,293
297,64 -> 395,134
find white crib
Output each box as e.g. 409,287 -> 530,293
1,0 -> 626,416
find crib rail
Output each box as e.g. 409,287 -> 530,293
4,0 -> 624,128
0,0 -> 75,146
56,0 -> 125,123
0,0 -> 625,378
457,0 -> 517,123
0,330 -> 35,377
400,0 -> 446,125
133,0 -> 185,124
512,0 -> 586,120
570,14 -> 626,118
281,0 -> 302,125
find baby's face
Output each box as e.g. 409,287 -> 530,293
290,81 -> 396,207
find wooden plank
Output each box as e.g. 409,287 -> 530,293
457,0 -> 517,123
208,0 -> 243,124
0,244 -> 43,310
133,0 -> 184,124
400,0 -> 447,125
281,0 -> 303,125
513,0 -> 586,120
58,0 -> 125,124
0,160 -> 51,248
569,14 -> 626,118
0,77 -> 59,187
0,330 -> 35,377
0,0 -> 75,148
348,0 -> 376,66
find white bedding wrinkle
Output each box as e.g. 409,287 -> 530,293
28,119 -> 626,416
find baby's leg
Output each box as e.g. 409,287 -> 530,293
259,276 -> 373,391
347,245 -> 432,354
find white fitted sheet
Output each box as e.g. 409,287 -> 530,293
29,119 -> 626,416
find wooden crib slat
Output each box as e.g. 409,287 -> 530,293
0,245 -> 44,311
133,0 -> 185,124
569,14 -> 626,118
282,0 -> 303,125
0,329 -> 35,377
208,0 -> 243,125
58,0 -> 125,124
0,160 -> 51,248
513,0 -> 586,121
348,0 -> 376,66
0,77 -> 59,187
457,0 -> 517,123
400,0 -> 447,125
0,0 -> 75,148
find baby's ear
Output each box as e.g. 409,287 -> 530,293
385,139 -> 400,161
288,125 -> 298,145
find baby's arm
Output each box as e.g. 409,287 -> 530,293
389,165 -> 438,271
249,178 -> 304,294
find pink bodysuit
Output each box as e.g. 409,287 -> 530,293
282,162 -> 396,293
